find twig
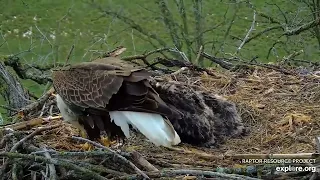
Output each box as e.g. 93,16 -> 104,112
170,67 -> 188,75
0,105 -> 19,113
3,56 -> 52,84
115,169 -> 262,180
18,87 -> 55,118
201,52 -> 234,70
258,11 -> 281,24
31,149 -> 126,156
102,46 -> 127,58
0,124 -> 61,177
0,133 -> 14,148
245,62 -> 295,75
165,147 -> 223,161
236,10 -> 256,53
87,2 -> 168,48
0,118 -> 47,132
283,18 -> 320,36
122,47 -> 171,62
71,136 -> 149,179
130,151 -> 159,172
157,0 -> 182,50
64,45 -> 75,66
282,50 -> 304,62
315,137 -> 320,153
42,147 -> 57,180
24,145 -> 127,177
192,0 -> 204,65
0,152 -> 108,180
10,124 -> 61,152
11,163 -> 18,180
38,102 -> 47,117
243,25 -> 283,45
194,45 -> 203,65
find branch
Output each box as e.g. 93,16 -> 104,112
192,0 -> 204,65
116,169 -> 261,180
201,52 -> 234,70
18,87 -> 55,118
0,152 -> 108,180
41,147 -> 57,180
0,124 -> 61,178
130,151 -> 159,172
122,47 -> 171,63
71,136 -> 149,179
243,25 -> 283,45
156,0 -> 182,50
236,10 -> 256,53
3,56 -> 52,84
10,124 -> 60,152
174,0 -> 192,60
258,12 -> 281,24
283,18 -> 320,36
87,2 -> 168,47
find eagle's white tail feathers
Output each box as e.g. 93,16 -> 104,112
109,111 -> 181,147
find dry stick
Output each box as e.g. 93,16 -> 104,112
11,124 -> 61,152
71,136 -> 149,179
315,137 -> 320,153
0,133 -> 14,148
165,147 -> 224,161
63,158 -> 127,177
194,45 -> 203,65
64,45 -> 75,66
42,147 -> 57,180
28,149 -> 129,177
19,87 -> 55,117
0,152 -> 108,180
0,124 -> 61,178
0,118 -> 44,131
102,46 -> 127,58
0,105 -> 19,113
25,144 -> 127,177
130,151 -> 159,172
282,50 -> 304,62
122,47 -> 171,63
170,67 -> 188,75
11,163 -> 18,180
11,138 -> 18,180
246,62 -> 296,75
115,169 -> 262,180
236,10 -> 256,54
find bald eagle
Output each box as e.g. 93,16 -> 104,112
52,57 -> 182,148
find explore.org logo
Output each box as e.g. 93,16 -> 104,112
276,165 -> 317,173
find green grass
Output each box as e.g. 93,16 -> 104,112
0,0 -> 319,118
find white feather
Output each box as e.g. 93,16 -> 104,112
56,94 -> 86,133
109,111 -> 181,147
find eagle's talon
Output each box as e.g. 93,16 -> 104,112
79,130 -> 87,138
77,142 -> 94,151
98,136 -> 116,147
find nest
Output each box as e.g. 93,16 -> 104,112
0,66 -> 320,180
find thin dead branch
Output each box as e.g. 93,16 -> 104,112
71,136 -> 149,179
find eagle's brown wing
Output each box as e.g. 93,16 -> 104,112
52,57 -> 181,119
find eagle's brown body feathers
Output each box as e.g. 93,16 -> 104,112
52,57 -> 182,147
